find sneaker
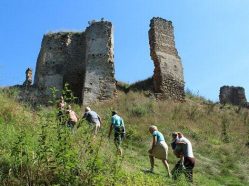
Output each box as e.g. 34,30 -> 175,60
144,168 -> 154,173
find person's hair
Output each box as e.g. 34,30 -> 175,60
177,132 -> 183,137
85,107 -> 91,112
149,125 -> 158,132
172,132 -> 178,137
112,111 -> 117,115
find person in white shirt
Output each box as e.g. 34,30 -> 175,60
171,132 -> 195,183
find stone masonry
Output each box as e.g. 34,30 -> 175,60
34,20 -> 116,104
219,86 -> 247,106
24,17 -> 185,105
83,22 -> 116,105
149,17 -> 185,101
23,68 -> 32,87
34,32 -> 86,102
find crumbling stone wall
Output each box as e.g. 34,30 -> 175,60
34,32 -> 86,102
219,86 -> 247,106
149,17 -> 184,101
34,20 -> 116,104
23,68 -> 32,87
83,21 -> 116,105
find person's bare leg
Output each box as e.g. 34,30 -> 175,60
149,155 -> 154,172
162,159 -> 171,177
118,147 -> 123,156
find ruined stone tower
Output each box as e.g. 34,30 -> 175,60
34,21 -> 116,104
219,86 -> 247,106
83,22 -> 115,105
34,32 -> 86,102
149,17 -> 184,101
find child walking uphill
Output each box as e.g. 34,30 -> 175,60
147,125 -> 171,177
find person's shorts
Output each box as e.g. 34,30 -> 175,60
149,141 -> 168,160
89,121 -> 100,133
67,121 -> 75,129
114,132 -> 125,148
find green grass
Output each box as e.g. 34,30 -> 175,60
0,88 -> 249,185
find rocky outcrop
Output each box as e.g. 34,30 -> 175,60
219,86 -> 247,106
149,17 -> 185,101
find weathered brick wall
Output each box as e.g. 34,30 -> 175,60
149,17 -> 185,101
34,32 -> 86,101
34,21 -> 116,104
219,86 -> 247,106
83,21 -> 116,105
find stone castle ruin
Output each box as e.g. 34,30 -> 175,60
219,86 -> 248,107
23,68 -> 32,87
34,21 -> 115,105
21,17 -> 184,104
149,17 -> 185,101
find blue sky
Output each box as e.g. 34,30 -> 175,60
0,0 -> 249,101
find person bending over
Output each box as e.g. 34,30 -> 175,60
171,132 -> 195,183
147,125 -> 171,177
83,107 -> 102,136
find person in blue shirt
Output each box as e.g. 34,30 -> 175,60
83,107 -> 102,136
148,125 -> 171,177
108,111 -> 125,155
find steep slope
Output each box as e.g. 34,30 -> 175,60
0,88 -> 249,185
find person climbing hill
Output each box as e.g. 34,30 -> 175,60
66,105 -> 78,129
147,125 -> 171,177
171,132 -> 195,183
82,107 -> 102,136
108,111 -> 125,156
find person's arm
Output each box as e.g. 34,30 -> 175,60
121,118 -> 125,133
74,111 -> 79,120
176,138 -> 186,145
179,155 -> 185,169
176,141 -> 186,144
82,112 -> 86,119
152,135 -> 156,148
148,135 -> 156,153
98,115 -> 102,124
108,124 -> 113,138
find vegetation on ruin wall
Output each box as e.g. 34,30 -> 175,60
0,88 -> 249,185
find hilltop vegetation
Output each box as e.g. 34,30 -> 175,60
0,88 -> 249,185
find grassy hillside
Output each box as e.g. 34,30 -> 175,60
0,88 -> 249,185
